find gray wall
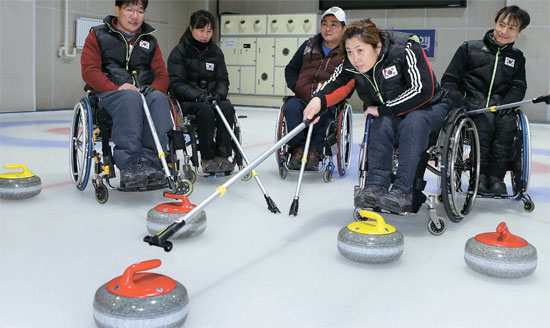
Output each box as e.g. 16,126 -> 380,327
1,0 -> 214,112
0,0 -> 549,121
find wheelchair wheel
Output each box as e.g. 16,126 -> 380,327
94,183 -> 109,204
441,117 -> 480,222
336,103 -> 353,176
274,105 -> 289,171
69,97 -> 93,191
511,110 -> 531,197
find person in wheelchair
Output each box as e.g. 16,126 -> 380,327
441,5 -> 530,196
167,10 -> 235,175
284,6 -> 347,171
81,0 -> 172,190
304,19 -> 452,213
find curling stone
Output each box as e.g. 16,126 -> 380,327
0,164 -> 42,200
464,222 -> 537,278
337,210 -> 404,263
147,192 -> 206,239
93,259 -> 189,328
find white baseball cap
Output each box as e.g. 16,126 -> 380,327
321,6 -> 347,25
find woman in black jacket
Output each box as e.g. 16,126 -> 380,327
304,19 -> 451,213
168,10 -> 235,173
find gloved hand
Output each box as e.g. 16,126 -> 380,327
204,93 -> 220,104
196,93 -> 207,102
497,106 -> 517,116
139,85 -> 155,96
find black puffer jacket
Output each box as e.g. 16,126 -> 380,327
314,31 -> 443,116
441,29 -> 527,110
167,38 -> 229,102
94,15 -> 158,87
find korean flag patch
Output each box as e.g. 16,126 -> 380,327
139,40 -> 150,50
504,57 -> 515,68
206,63 -> 215,71
383,65 -> 398,79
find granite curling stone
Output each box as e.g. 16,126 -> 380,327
464,222 -> 537,278
0,164 -> 42,200
93,259 -> 189,328
337,210 -> 404,263
147,192 -> 206,239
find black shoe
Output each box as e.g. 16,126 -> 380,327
120,163 -> 147,189
287,147 -> 304,170
477,174 -> 488,194
354,185 -> 388,208
140,160 -> 165,187
216,157 -> 234,173
305,149 -> 320,171
201,159 -> 218,174
488,176 -> 507,195
377,188 -> 413,213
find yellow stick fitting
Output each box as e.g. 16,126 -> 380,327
216,186 -> 227,197
490,106 -> 496,112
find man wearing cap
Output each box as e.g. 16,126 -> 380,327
284,6 -> 347,170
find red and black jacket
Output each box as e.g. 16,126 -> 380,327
81,16 -> 169,93
314,31 -> 443,116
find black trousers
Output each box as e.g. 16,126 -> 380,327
182,100 -> 235,160
472,112 -> 516,179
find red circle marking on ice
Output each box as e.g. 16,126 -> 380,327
46,127 -> 71,135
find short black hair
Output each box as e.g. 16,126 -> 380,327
116,0 -> 148,10
495,5 -> 530,31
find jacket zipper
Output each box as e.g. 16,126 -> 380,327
486,45 -> 507,107
106,23 -> 155,86
361,54 -> 385,104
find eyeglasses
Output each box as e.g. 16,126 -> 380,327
123,7 -> 145,16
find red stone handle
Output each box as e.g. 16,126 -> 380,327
119,259 -> 161,289
496,222 -> 510,241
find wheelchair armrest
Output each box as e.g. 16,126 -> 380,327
443,107 -> 468,130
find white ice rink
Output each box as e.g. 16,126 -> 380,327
1,108 -> 549,328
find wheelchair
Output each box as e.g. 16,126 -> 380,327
473,109 -> 534,211
354,107 -> 481,235
275,97 -> 353,182
166,95 -> 246,183
69,92 -> 192,204
353,93 -> 547,235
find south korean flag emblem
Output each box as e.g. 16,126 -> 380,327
504,57 -> 515,68
139,40 -> 150,49
206,62 -> 215,71
383,65 -> 398,79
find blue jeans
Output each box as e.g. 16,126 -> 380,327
366,99 -> 451,193
98,89 -> 172,170
283,97 -> 336,153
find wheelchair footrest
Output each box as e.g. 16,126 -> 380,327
117,184 -> 167,192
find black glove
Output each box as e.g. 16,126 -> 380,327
139,85 -> 155,96
196,93 -> 207,102
204,93 -> 221,104
497,106 -> 517,116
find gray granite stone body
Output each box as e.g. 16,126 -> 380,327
93,281 -> 188,328
147,208 -> 206,239
464,238 -> 537,278
337,227 -> 404,263
0,176 -> 41,200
